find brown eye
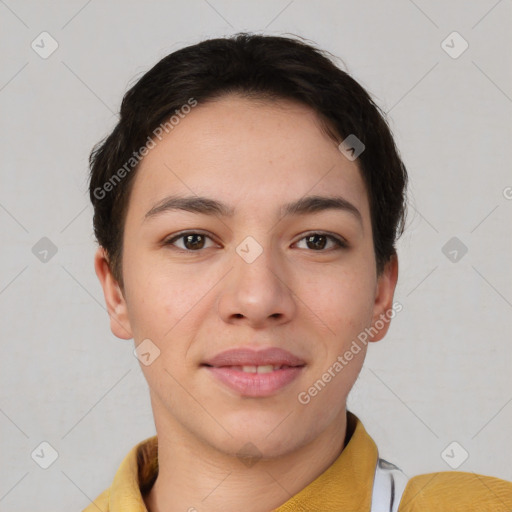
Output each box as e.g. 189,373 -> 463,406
295,233 -> 347,251
182,234 -> 206,250
164,232 -> 216,251
306,234 -> 328,250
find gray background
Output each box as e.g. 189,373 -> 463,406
1,1 -> 511,510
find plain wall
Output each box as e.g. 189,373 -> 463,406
1,1 -> 511,510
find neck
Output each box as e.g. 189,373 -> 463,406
144,402 -> 348,512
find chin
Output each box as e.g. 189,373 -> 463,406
213,431 -> 306,462
215,412 -> 315,453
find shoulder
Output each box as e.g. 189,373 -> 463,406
82,488 -> 110,512
80,435 -> 157,512
399,471 -> 512,511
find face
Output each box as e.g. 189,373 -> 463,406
95,94 -> 398,459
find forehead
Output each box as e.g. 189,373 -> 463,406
127,94 -> 370,225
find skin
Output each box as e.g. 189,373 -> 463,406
95,94 -> 398,512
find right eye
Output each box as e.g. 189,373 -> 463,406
163,231 -> 218,252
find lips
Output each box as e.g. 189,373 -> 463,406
202,347 -> 306,368
202,347 -> 306,397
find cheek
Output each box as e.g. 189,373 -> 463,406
300,265 -> 376,336
123,255 -> 216,342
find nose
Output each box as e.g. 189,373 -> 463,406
216,238 -> 297,329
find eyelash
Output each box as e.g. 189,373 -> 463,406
163,231 -> 348,253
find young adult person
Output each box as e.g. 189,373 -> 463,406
85,33 -> 512,512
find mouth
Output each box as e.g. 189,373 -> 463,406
202,364 -> 301,373
202,347 -> 306,368
202,364 -> 305,397
201,347 -> 306,397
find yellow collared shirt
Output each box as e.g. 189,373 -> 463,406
83,413 -> 512,511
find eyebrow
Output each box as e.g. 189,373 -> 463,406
144,194 -> 362,225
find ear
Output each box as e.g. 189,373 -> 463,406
94,246 -> 133,340
368,254 -> 399,343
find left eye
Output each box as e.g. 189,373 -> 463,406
294,233 -> 347,251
